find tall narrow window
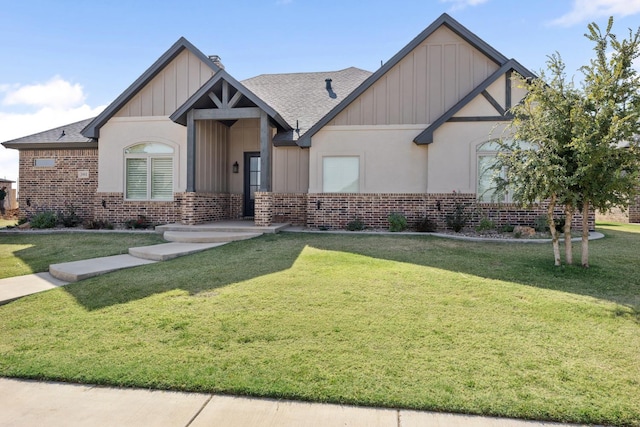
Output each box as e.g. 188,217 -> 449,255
476,140 -> 508,203
125,143 -> 174,200
323,157 -> 359,193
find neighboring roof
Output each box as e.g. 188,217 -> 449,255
0,178 -> 15,183
1,118 -> 97,149
414,59 -> 536,144
82,37 -> 220,139
242,67 -> 372,141
297,13 -> 519,147
170,69 -> 291,130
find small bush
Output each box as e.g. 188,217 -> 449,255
445,203 -> 468,232
475,217 -> 495,232
500,223 -> 515,233
17,217 -> 28,225
533,215 -> 549,232
59,204 -> 82,227
345,218 -> 365,231
84,219 -> 114,230
388,212 -> 407,232
416,216 -> 437,232
30,211 -> 58,229
125,215 -> 151,230
534,215 -> 566,232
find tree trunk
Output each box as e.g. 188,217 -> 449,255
564,204 -> 574,265
581,200 -> 590,268
548,195 -> 561,266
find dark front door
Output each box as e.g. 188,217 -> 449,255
243,152 -> 260,217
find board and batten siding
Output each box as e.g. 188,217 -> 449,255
272,146 -> 309,193
195,120 -> 230,193
115,49 -> 215,117
331,26 -> 499,126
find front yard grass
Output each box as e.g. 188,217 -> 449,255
0,224 -> 639,426
0,232 -> 165,279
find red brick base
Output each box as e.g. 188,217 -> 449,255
299,193 -> 594,231
629,194 -> 640,223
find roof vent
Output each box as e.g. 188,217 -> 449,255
208,55 -> 224,69
325,78 -> 332,90
325,79 -> 336,99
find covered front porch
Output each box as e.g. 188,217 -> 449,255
170,69 -> 292,226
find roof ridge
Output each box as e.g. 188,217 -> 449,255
242,67 -> 371,81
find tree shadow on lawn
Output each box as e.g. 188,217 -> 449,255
63,229 -> 640,312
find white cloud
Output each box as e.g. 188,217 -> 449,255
439,0 -> 489,11
0,77 -> 105,182
2,76 -> 86,110
551,0 -> 640,27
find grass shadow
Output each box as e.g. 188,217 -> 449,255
62,225 -> 640,312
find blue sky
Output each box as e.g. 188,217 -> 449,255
1,0 -> 639,182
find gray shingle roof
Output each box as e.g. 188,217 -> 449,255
242,67 -> 372,141
1,118 -> 97,149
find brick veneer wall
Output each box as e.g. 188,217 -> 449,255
18,148 -> 98,220
254,192 -> 273,227
230,194 -> 243,220
92,192 -> 182,226
629,195 -> 640,223
180,192 -> 231,225
304,193 -> 595,231
272,193 -> 307,225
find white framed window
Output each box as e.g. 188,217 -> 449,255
323,156 -> 359,193
476,140 -> 509,203
124,142 -> 174,200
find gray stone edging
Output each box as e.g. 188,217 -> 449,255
282,227 -> 605,243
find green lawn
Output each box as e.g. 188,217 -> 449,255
0,219 -> 17,229
0,232 -> 165,279
0,224 -> 639,426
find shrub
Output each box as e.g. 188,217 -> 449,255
345,218 -> 365,231
84,219 -> 114,230
533,215 -> 549,232
500,223 -> 515,233
534,215 -> 566,232
59,204 -> 82,227
445,203 -> 468,232
475,216 -> 495,232
388,212 -> 407,232
416,216 -> 437,232
125,215 -> 151,230
30,211 -> 58,229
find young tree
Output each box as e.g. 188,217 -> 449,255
573,18 -> 640,267
496,17 -> 640,267
495,56 -> 581,266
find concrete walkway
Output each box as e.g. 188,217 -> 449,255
0,272 -> 68,305
0,378 -> 585,427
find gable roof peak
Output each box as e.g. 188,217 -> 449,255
81,36 -> 220,139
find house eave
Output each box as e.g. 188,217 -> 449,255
1,141 -> 98,150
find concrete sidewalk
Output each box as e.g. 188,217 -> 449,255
0,378 -> 585,427
0,272 -> 68,305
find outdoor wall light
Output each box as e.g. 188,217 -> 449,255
26,198 -> 31,207
436,200 -> 441,211
232,161 -> 239,173
102,200 -> 107,208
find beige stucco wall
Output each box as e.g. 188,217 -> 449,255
427,121 -> 510,194
97,116 -> 187,194
309,125 -> 428,193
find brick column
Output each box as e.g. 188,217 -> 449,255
254,192 -> 273,226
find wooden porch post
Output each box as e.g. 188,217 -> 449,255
186,110 -> 196,192
259,110 -> 271,192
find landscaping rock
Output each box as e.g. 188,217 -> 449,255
513,225 -> 536,237
17,222 -> 30,230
